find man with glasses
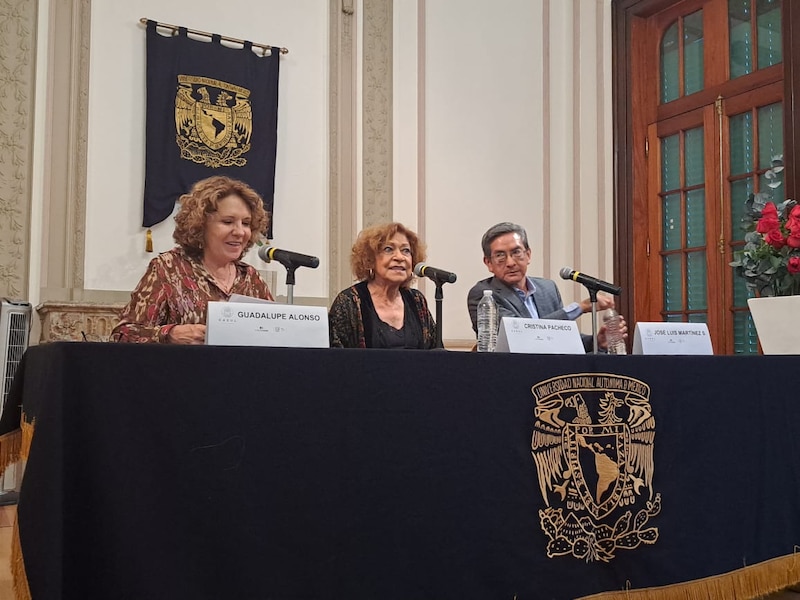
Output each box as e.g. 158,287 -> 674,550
467,222 -> 618,351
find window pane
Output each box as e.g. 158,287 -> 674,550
729,112 -> 753,176
665,313 -> 684,322
662,134 -> 680,192
661,22 -> 679,103
729,0 -> 752,78
686,189 -> 706,248
663,194 -> 682,250
756,0 -> 782,69
730,178 -> 753,242
732,272 -> 753,308
684,11 -> 704,95
688,313 -> 707,323
759,172 -> 785,205
685,126 -> 704,186
663,253 -> 683,311
733,311 -> 759,354
686,251 -> 707,310
757,102 -> 783,170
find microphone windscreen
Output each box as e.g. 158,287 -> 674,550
413,263 -> 425,277
257,245 -> 274,262
559,267 -> 573,280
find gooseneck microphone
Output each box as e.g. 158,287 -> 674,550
258,245 -> 320,269
413,262 -> 457,284
559,267 -> 621,296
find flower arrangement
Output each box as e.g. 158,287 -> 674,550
730,194 -> 800,297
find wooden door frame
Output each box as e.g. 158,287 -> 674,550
612,0 -> 800,337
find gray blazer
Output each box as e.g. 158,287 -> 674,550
467,276 -> 592,351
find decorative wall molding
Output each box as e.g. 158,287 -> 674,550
362,0 -> 393,227
0,0 -> 36,300
39,0 -> 91,301
329,0 -> 358,297
70,0 -> 92,290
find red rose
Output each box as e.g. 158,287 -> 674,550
787,233 -> 800,249
762,202 -> 779,216
787,217 -> 800,234
791,205 -> 800,219
756,214 -> 781,233
788,256 -> 800,275
765,228 -> 786,249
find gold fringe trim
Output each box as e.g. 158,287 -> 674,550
0,429 -> 21,476
11,512 -> 31,600
0,414 -> 35,477
145,228 -> 153,252
19,417 -> 34,462
578,550 -> 800,600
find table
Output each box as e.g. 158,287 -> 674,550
5,342 -> 800,599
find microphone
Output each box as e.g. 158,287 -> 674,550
559,267 -> 621,296
258,245 -> 320,269
413,262 -> 457,284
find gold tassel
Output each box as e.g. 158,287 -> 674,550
145,229 -> 153,253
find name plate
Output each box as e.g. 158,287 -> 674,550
205,301 -> 329,348
632,322 -> 713,355
496,317 -> 584,354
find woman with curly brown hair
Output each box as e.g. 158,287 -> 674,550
112,175 -> 273,343
329,222 -> 439,349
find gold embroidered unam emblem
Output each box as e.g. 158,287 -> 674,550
175,75 -> 253,167
531,373 -> 660,562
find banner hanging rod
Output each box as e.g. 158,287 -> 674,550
140,18 -> 288,56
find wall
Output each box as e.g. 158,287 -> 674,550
29,0 -> 614,346
79,1 -> 327,301
395,0 -> 615,343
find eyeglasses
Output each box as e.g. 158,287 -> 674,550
381,245 -> 412,257
490,247 -> 527,264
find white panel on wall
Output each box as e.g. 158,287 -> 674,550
422,0 -> 546,342
410,0 -> 614,344
84,1 -> 328,300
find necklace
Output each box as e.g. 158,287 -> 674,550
206,261 -> 235,293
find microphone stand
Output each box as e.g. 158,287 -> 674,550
434,280 -> 445,349
282,264 -> 298,304
588,287 -> 599,354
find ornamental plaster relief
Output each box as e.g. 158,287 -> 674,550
0,0 -> 36,300
362,0 -> 393,227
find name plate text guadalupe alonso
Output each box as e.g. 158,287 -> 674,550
496,317 -> 584,354
205,301 -> 329,348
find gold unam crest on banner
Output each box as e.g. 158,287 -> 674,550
531,373 -> 661,562
175,75 -> 253,167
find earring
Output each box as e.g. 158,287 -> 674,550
368,268 -> 374,279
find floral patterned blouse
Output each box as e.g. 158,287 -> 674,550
111,247 -> 273,343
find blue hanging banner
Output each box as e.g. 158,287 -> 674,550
143,20 -> 280,236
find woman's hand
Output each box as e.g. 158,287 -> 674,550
167,324 -> 207,345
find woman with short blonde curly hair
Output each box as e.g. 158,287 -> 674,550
112,175 -> 274,344
329,222 -> 439,349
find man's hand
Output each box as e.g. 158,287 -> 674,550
580,292 -> 615,314
167,324 -> 207,345
597,315 -> 628,350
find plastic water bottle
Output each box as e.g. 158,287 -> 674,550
603,308 -> 626,355
477,290 -> 498,352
